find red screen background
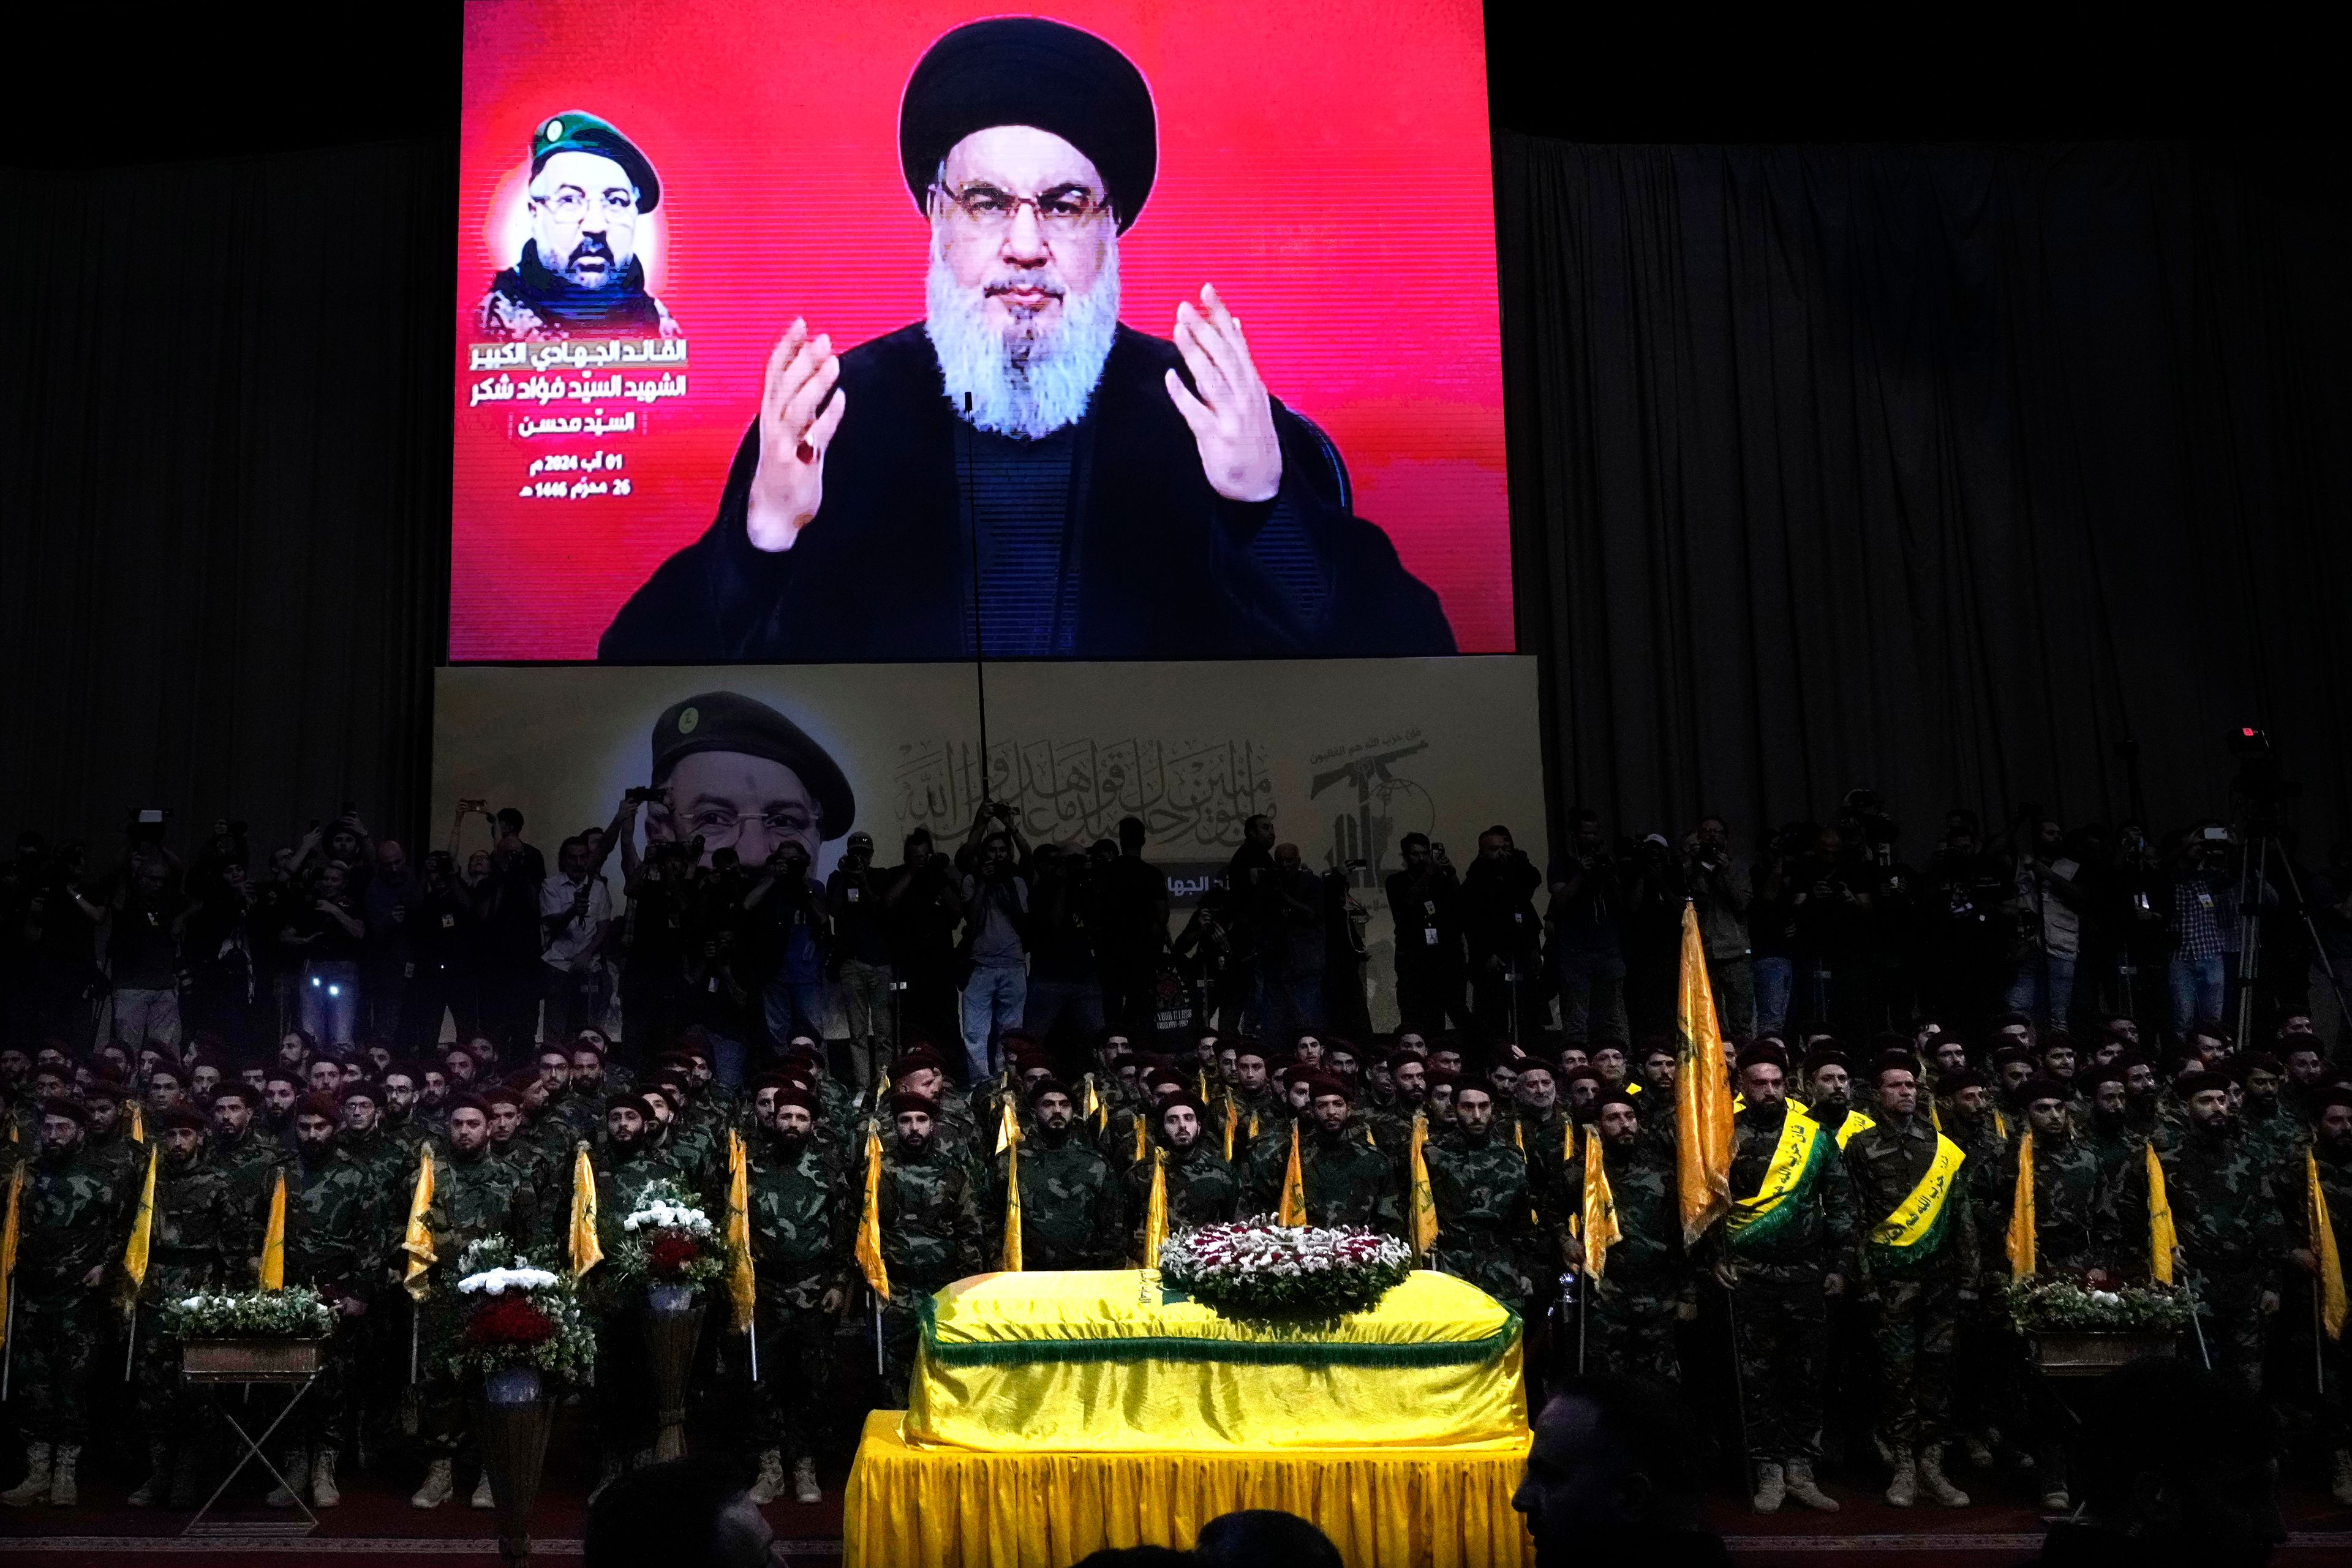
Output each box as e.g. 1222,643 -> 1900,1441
453,0 -> 1509,660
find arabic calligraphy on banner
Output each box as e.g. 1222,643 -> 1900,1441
894,736 -> 1277,853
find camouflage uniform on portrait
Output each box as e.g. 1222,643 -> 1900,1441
1422,1120 -> 1538,1314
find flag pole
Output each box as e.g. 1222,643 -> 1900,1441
1721,1268 -> 1756,1501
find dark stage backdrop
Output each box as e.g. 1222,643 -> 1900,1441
1498,135 -> 2352,856
2,140 -> 455,858
6,133 -> 2349,864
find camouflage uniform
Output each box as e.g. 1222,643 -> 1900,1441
987,1131 -> 1126,1269
1421,1124 -> 1538,1314
1296,1125 -> 1402,1234
130,1140 -> 254,1485
2160,1118 -> 2290,1390
83,1120 -> 144,1189
11,1143 -> 134,1444
742,1129 -> 852,1463
584,1138 -> 688,1455
1507,1107 -> 1577,1231
1238,1117 -> 1303,1214
1125,1140 -> 1239,1258
875,1136 -> 986,1401
278,1144 -> 393,1455
414,1142 -> 543,1457
1992,1123 -> 2109,1275
2241,1095 -> 2309,1174
1843,1112 -> 1980,1454
1722,1103 -> 1857,1469
1564,1130 -> 1689,1385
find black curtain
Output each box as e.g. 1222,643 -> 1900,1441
2,138 -> 454,857
1498,135 -> 2352,856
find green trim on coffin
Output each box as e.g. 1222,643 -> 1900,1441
917,1295 -> 1523,1368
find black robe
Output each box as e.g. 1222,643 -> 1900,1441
598,323 -> 1456,662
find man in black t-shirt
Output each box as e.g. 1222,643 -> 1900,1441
1386,833 -> 1465,1035
827,831 -> 895,1090
1096,817 -> 1170,1040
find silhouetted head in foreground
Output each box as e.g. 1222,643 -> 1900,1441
1513,1376 -> 1722,1568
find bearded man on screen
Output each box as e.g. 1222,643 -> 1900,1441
600,17 -> 1452,663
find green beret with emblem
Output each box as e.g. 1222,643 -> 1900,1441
531,111 -> 660,213
649,690 -> 856,842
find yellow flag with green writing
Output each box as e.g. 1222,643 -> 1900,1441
1674,902 -> 1734,1246
1407,1112 -> 1438,1256
404,1147 -> 438,1300
118,1146 -> 159,1314
2006,1131 -> 2037,1280
855,1120 -> 891,1300
258,1169 -> 287,1290
2310,1149 -> 2345,1340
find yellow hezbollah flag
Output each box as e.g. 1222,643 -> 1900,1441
2005,1129 -> 2037,1280
998,1099 -> 1024,1272
119,1145 -> 159,1313
726,1130 -> 756,1333
856,1118 -> 891,1300
568,1145 -> 601,1278
0,1166 -> 21,1348
1082,1073 -> 1106,1134
1140,1147 -> 1170,1268
1407,1111 -> 1438,1256
258,1168 -> 287,1289
2146,1142 -> 2176,1285
129,1103 -> 144,1144
1674,902 -> 1734,1246
402,1146 -> 437,1300
1278,1121 -> 1306,1227
1132,1114 -> 1148,1165
1221,1093 -> 1238,1161
1580,1125 -> 1623,1278
2310,1149 -> 2346,1340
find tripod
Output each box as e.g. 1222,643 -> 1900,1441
2231,829 -> 2352,1051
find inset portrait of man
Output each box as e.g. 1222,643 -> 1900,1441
641,691 -> 855,867
601,17 -> 1452,663
478,112 -> 682,342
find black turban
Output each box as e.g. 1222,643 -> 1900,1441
899,18 -> 1158,235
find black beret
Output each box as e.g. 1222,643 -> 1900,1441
294,1091 -> 344,1122
1026,1076 -> 1072,1104
1939,1068 -> 1990,1091
1804,1051 -> 1851,1075
1159,1093 -> 1208,1123
1593,1085 -> 1641,1114
2314,1085 -> 2352,1112
339,1080 -> 382,1107
1735,1044 -> 1789,1073
899,18 -> 1157,235
39,1096 -> 89,1127
890,1089 -> 941,1117
1303,1072 -> 1350,1102
769,1085 -> 820,1117
158,1105 -> 211,1133
648,691 -> 854,842
2174,1071 -> 2231,1099
2017,1078 -> 2071,1107
603,1091 -> 650,1117
530,111 -> 660,213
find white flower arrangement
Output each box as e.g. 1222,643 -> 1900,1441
160,1288 -> 335,1341
621,1200 -> 714,1237
457,1265 -> 562,1295
1158,1217 -> 1416,1320
604,1177 -> 733,1298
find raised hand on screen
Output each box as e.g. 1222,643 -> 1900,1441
1164,284 -> 1282,504
745,319 -> 848,552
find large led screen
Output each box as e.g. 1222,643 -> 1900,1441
454,0 -> 1508,663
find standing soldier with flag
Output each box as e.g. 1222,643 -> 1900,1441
1719,1044 -> 1854,1513
741,1084 -> 851,1508
263,1093 -> 391,1512
1994,1078 -> 2108,1511
1562,1085 -> 1691,1384
1420,1083 -> 1537,1316
123,1105 -> 249,1509
2,1099 -> 134,1509
1126,1094 -> 1238,1259
989,1079 -> 1125,1270
408,1093 -> 542,1510
2158,1069 -> 2290,1392
581,1092 -> 685,1496
1844,1052 -> 1978,1509
2303,1084 -> 2352,1504
1289,1076 -> 1402,1232
874,1088 -> 984,1403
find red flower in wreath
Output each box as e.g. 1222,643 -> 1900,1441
466,1295 -> 556,1349
647,1231 -> 701,1280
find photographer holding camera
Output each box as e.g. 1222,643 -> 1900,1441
1681,816 -> 1754,1037
1023,841 -> 1107,1047
958,803 -> 1031,1083
1542,809 -> 1626,1046
885,828 -> 964,1057
619,796 -> 696,1068
745,834 -> 829,1066
827,829 -> 895,1090
541,833 -> 616,1046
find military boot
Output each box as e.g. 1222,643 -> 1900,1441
169,1449 -> 205,1510
2335,1450 -> 2352,1509
472,1470 -> 496,1509
411,1458 -> 454,1509
791,1457 -> 820,1504
47,1445 -> 79,1507
1784,1460 -> 1839,1512
1885,1449 -> 1918,1508
1918,1445 -> 1972,1507
1,1444 -> 50,1508
2038,1443 -> 2069,1513
310,1449 -> 341,1509
746,1451 -> 785,1505
1749,1461 -> 1784,1513
128,1442 -> 174,1507
266,1447 -> 308,1508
